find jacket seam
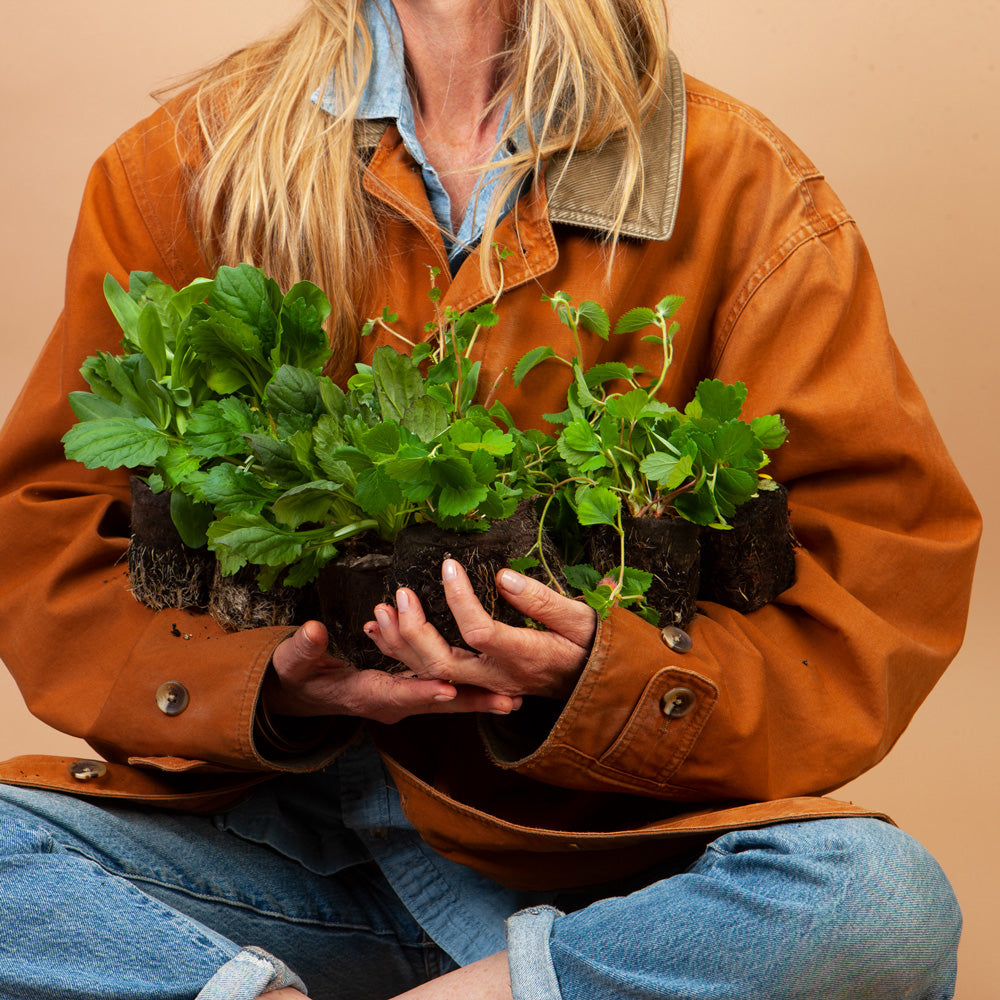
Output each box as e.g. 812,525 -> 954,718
711,212 -> 856,373
113,140 -> 192,289
686,90 -> 823,224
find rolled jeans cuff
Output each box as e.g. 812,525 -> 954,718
506,905 -> 565,1000
196,946 -> 308,999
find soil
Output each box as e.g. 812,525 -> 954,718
207,564 -> 303,632
127,476 -> 213,611
315,535 -> 395,670
698,482 -> 797,613
387,502 -> 561,651
587,513 -> 701,628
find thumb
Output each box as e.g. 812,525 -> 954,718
496,569 -> 596,647
272,619 -> 330,679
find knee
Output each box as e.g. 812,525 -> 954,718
713,817 -> 961,995
817,818 -> 961,990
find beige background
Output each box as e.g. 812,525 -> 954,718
1,1 -> 996,994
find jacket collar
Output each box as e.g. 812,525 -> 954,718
545,51 -> 686,242
354,50 -> 687,243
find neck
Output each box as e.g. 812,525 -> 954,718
393,0 -> 508,143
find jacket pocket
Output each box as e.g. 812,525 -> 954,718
597,667 -> 717,786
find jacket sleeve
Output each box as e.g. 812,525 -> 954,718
481,214 -> 981,803
0,111 -> 358,773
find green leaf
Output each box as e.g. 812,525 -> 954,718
461,428 -> 514,456
210,264 -> 282,341
438,481 -> 488,518
605,388 -> 650,425
584,362 -> 637,389
265,365 -> 324,436
750,413 -> 789,450
103,273 -> 142,339
319,378 -> 347,418
402,395 -> 450,442
271,481 -> 343,528
705,419 -> 757,465
168,277 -> 214,319
276,282 -> 333,372
612,307 -> 657,336
689,379 -> 748,423
575,485 -> 621,527
207,513 -> 305,569
562,563 -> 602,591
157,442 -> 203,489
67,392 -> 133,422
197,464 -> 275,514
620,566 -> 654,598
469,302 -> 499,327
137,305 -> 168,380
576,300 -> 610,340
363,422 -> 401,456
655,294 -> 685,320
372,346 -> 425,421
508,556 -> 540,574
247,435 -> 306,483
513,345 -> 557,386
385,445 -> 430,483
185,398 -> 258,459
169,489 -> 212,548
188,306 -> 265,395
640,449 -> 695,489
62,418 -> 170,471
355,464 -> 403,514
557,419 -> 606,472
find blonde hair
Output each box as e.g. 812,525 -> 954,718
181,0 -> 669,379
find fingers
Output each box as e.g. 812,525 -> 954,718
366,561 -> 594,701
340,668 -> 521,724
364,591 -> 499,692
494,566 -> 597,647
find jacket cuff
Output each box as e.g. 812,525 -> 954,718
90,608 -> 359,772
479,607 -> 718,795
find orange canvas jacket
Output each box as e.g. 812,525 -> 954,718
0,56 -> 981,890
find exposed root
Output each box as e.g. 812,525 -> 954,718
127,540 -> 214,611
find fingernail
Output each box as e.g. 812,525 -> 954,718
374,606 -> 391,629
499,569 -> 526,594
434,692 -> 456,702
442,559 -> 458,582
396,588 -> 409,613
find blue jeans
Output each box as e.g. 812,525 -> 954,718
0,784 -> 959,999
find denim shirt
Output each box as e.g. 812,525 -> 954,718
218,739 -> 551,965
312,0 -> 519,272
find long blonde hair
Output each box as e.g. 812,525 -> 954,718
181,0 -> 669,379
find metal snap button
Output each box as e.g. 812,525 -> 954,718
69,759 -> 107,782
156,681 -> 190,716
660,687 -> 696,719
660,626 -> 693,653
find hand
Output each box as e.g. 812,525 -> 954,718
365,559 -> 597,701
266,619 -> 521,725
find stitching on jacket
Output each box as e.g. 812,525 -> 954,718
686,90 -> 823,223
114,136 -> 191,288
711,213 -> 855,373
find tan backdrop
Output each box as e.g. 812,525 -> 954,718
1,1 -> 996,995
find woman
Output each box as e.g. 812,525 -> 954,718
0,0 -> 979,997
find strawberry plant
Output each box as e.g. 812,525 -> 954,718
515,292 -> 789,624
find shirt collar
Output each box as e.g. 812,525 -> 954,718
318,5 -> 687,244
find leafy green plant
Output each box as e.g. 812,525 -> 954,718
515,292 -> 788,621
203,267 -> 552,590
61,264 -> 332,547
